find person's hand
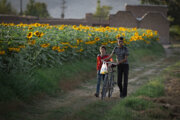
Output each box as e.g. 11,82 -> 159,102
118,61 -> 123,65
108,64 -> 112,67
101,59 -> 105,62
114,62 -> 118,66
118,59 -> 127,64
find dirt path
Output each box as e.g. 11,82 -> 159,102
6,45 -> 180,120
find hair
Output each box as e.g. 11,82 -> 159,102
100,45 -> 106,50
117,37 -> 124,41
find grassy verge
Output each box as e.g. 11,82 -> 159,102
128,42 -> 165,67
0,43 -> 165,102
170,25 -> 180,43
104,60 -> 180,120
104,78 -> 165,120
0,58 -> 96,102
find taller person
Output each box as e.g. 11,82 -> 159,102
103,37 -> 129,98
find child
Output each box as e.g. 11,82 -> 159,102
95,45 -> 112,97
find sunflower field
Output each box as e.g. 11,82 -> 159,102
0,23 -> 160,74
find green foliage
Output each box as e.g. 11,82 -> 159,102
164,60 -> 180,78
94,0 -> 112,20
104,97 -> 155,120
0,58 -> 96,101
129,42 -> 165,68
170,25 -> 180,42
141,0 -> 180,26
141,0 -> 167,5
123,97 -> 154,111
0,0 -> 16,14
132,78 -> 165,98
25,0 -> 50,18
168,0 -> 180,26
0,24 -> 160,74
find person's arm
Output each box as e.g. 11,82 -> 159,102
97,56 -> 101,71
103,47 -> 116,61
103,53 -> 113,61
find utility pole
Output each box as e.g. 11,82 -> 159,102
61,0 -> 66,19
20,0 -> 23,15
97,0 -> 102,24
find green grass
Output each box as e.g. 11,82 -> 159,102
129,42 -> 165,67
102,77 -> 165,120
0,58 -> 96,102
104,97 -> 155,120
131,78 -> 165,98
122,97 -> 154,111
103,60 -> 180,120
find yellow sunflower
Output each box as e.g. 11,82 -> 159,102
40,43 -> 50,48
27,32 -> 33,39
0,50 -> 5,55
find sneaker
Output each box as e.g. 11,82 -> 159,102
94,93 -> 99,97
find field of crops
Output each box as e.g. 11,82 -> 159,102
0,22 -> 163,101
0,23 -> 159,73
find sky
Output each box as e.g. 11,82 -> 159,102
8,0 -> 140,18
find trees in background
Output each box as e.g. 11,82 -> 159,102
0,0 -> 17,14
141,0 -> 180,26
94,0 -> 112,21
25,0 -> 50,18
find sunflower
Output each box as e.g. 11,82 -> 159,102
0,50 -> 5,55
8,48 -> 20,52
77,39 -> 83,45
101,42 -> 108,45
94,37 -> 100,41
27,32 -> 33,39
61,42 -> 70,45
62,46 -> 68,49
52,46 -> 60,51
116,34 -> 121,39
57,49 -> 65,52
109,41 -> 117,44
28,40 -> 36,45
28,27 -> 33,30
73,25 -> 77,29
34,31 -> 40,37
40,43 -> 50,48
76,48 -> 83,52
40,32 -> 44,37
19,45 -> 26,48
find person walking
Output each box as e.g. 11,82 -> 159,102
95,45 -> 112,97
103,37 -> 129,98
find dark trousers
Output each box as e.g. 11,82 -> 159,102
117,64 -> 129,97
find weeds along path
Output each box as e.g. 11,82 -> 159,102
10,45 -> 180,120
